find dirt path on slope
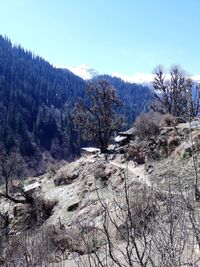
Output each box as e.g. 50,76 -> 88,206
109,160 -> 151,187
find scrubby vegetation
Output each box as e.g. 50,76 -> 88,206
0,35 -> 200,267
134,111 -> 161,140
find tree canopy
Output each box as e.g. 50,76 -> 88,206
73,80 -> 123,153
0,35 -> 152,168
152,65 -> 200,119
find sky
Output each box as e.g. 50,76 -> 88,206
0,0 -> 200,82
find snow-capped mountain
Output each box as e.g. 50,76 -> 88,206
111,72 -> 154,85
67,64 -> 200,86
67,64 -> 99,80
67,64 -> 154,85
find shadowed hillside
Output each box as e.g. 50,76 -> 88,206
0,36 -> 152,173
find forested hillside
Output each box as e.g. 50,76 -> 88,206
0,35 -> 152,171
94,75 -> 152,127
0,36 -> 86,162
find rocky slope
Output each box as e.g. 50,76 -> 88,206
0,118 -> 200,266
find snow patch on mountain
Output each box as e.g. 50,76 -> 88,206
192,75 -> 200,83
67,64 -> 99,80
66,64 -> 200,85
111,72 -> 154,84
67,65 -> 154,84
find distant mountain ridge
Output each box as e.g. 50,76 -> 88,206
68,64 -> 154,85
68,64 -> 200,87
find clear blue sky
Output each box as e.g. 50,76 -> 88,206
0,0 -> 200,75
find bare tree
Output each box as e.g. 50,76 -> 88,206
152,188 -> 189,267
152,65 -> 200,119
74,169 -> 200,267
0,145 -> 56,223
73,80 -> 123,153
75,169 -> 158,267
0,145 -> 31,204
3,227 -> 52,267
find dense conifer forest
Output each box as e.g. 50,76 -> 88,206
0,35 -> 152,171
95,75 -> 152,126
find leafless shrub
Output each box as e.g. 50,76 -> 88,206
125,143 -> 140,159
159,113 -> 175,127
75,170 -> 159,267
32,197 -> 57,225
152,188 -> 190,267
94,164 -> 110,182
45,223 -> 104,263
0,145 -> 28,204
152,65 -> 200,119
54,171 -> 78,186
125,144 -> 145,165
192,131 -> 200,152
47,166 -> 57,178
74,166 -> 200,267
134,111 -> 161,140
125,144 -> 140,159
3,227 -> 52,267
54,176 -> 71,186
46,225 -> 82,260
78,224 -> 106,253
130,195 -> 157,236
3,224 -> 88,266
167,135 -> 181,154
